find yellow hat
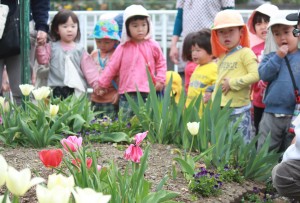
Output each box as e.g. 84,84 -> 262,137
166,71 -> 182,103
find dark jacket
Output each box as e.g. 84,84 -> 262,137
2,0 -> 49,32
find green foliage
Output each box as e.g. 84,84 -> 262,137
217,165 -> 245,183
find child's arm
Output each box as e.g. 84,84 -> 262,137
153,43 -> 167,86
36,43 -> 51,65
259,52 -> 282,82
80,51 -> 101,89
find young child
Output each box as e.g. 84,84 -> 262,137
96,5 -> 167,119
257,11 -> 299,152
36,10 -> 99,99
247,3 -> 279,135
181,32 -> 198,94
211,9 -> 259,143
90,19 -> 120,117
185,29 -> 217,116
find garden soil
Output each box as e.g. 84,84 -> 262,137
0,143 -> 291,203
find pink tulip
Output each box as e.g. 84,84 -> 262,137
124,144 -> 143,163
61,136 -> 82,152
97,165 -> 102,171
134,131 -> 148,146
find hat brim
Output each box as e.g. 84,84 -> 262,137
268,20 -> 297,29
211,23 -> 244,30
286,13 -> 299,21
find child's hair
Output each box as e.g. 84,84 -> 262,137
50,10 -> 81,42
125,15 -> 149,38
182,32 -> 197,61
252,12 -> 270,31
191,29 -> 212,55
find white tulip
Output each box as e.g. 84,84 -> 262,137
39,86 -> 51,99
47,174 -> 74,190
49,104 -> 59,117
187,122 -> 200,136
6,166 -> 44,196
32,88 -> 44,101
72,187 -> 111,203
0,195 -> 11,203
36,185 -> 71,203
0,96 -> 5,106
19,84 -> 35,96
0,154 -> 8,187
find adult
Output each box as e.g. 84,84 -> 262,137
169,0 -> 235,75
0,0 -> 49,104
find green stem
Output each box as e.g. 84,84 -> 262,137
189,135 -> 195,155
12,195 -> 20,203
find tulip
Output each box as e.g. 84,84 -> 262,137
97,165 -> 102,171
124,144 -> 143,163
134,131 -> 148,146
36,185 -> 71,203
49,104 -> 59,117
47,174 -> 74,190
0,195 -> 11,203
39,149 -> 63,168
61,136 -> 82,152
19,84 -> 34,96
6,166 -> 44,196
0,96 -> 5,106
72,187 -> 111,203
39,86 -> 51,99
0,154 -> 8,187
71,158 -> 92,169
187,122 -> 200,136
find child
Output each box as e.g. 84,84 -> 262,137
36,10 -> 99,99
257,11 -> 299,152
90,19 -> 120,117
247,3 -> 279,135
211,10 -> 259,143
96,5 -> 167,119
185,29 -> 217,116
181,32 -> 198,93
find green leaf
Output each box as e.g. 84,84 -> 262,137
173,157 -> 194,175
89,132 -> 131,143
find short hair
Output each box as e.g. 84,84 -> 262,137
125,15 -> 149,38
252,11 -> 270,33
181,32 -> 198,61
191,29 -> 212,55
50,10 -> 81,42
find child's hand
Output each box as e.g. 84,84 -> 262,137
203,92 -> 212,103
155,82 -> 164,92
112,93 -> 119,105
276,44 -> 289,58
222,77 -> 231,95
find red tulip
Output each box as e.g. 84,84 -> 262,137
124,144 -> 143,163
71,158 -> 92,169
39,149 -> 63,168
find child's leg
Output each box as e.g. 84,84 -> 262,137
253,106 -> 264,136
92,102 -> 118,119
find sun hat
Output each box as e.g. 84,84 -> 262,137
90,19 -> 120,41
247,3 -> 279,34
166,71 -> 182,103
286,12 -> 299,21
211,10 -> 250,58
267,11 -> 297,29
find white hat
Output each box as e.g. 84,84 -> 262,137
268,11 -> 297,29
247,3 -> 279,34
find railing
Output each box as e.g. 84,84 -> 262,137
49,9 -> 297,67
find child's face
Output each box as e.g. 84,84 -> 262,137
272,24 -> 299,53
255,19 -> 269,40
128,19 -> 148,42
191,44 -> 213,65
57,17 -> 78,44
216,26 -> 242,51
95,38 -> 116,54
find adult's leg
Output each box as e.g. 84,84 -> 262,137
272,160 -> 300,200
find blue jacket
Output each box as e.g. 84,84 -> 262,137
259,50 -> 300,115
2,0 -> 49,32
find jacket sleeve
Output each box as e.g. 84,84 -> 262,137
229,49 -> 259,91
81,51 -> 100,88
172,8 -> 183,36
30,0 -> 50,32
153,43 -> 167,84
259,52 -> 282,82
36,43 -> 51,65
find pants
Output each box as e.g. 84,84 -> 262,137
272,160 -> 300,200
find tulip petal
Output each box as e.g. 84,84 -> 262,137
134,131 -> 148,146
0,155 -> 8,187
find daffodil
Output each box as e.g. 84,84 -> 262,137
19,84 -> 34,96
0,154 -> 8,187
0,195 -> 11,203
36,185 -> 71,203
49,104 -> 59,117
72,187 -> 111,203
47,174 -> 74,190
6,166 -> 44,196
187,122 -> 200,136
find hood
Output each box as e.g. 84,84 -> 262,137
120,4 -> 152,44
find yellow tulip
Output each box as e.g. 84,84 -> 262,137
6,166 -> 44,196
49,104 -> 59,117
19,84 -> 35,96
36,185 -> 71,203
32,87 -> 51,101
72,187 -> 111,203
39,86 -> 51,99
187,122 -> 200,136
47,174 -> 74,190
0,154 -> 8,187
0,195 -> 11,203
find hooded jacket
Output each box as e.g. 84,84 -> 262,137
98,5 -> 166,94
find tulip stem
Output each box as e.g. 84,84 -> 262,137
189,135 -> 195,155
12,195 -> 20,203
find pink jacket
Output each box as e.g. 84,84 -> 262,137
98,39 -> 166,94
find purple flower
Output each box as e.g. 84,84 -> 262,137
0,116 -> 2,125
253,187 -> 260,194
